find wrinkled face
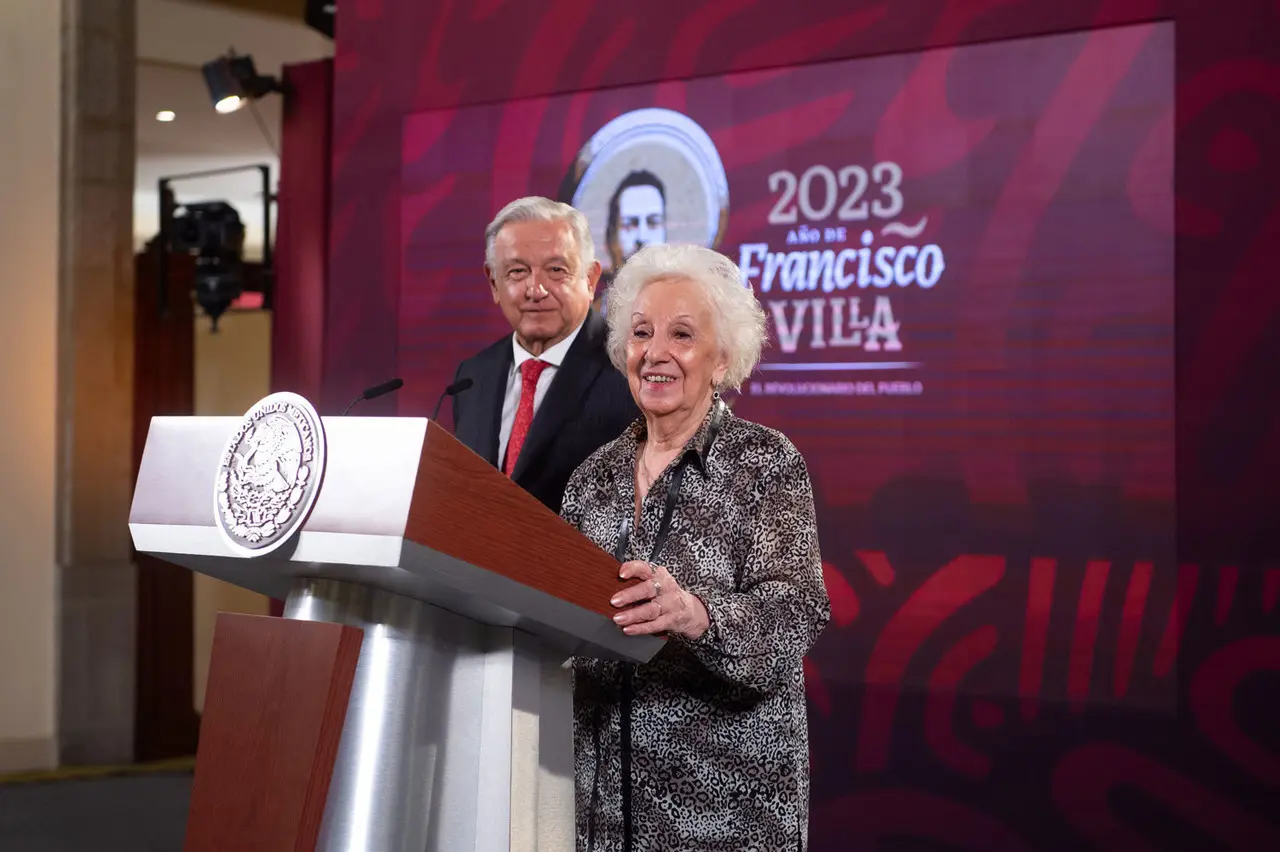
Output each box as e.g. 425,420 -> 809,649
625,276 -> 727,420
487,219 -> 600,353
616,185 -> 666,260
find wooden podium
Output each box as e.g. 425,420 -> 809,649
128,396 -> 660,852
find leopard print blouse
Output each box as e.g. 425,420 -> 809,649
560,399 -> 831,852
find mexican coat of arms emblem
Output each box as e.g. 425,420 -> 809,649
214,392 -> 326,556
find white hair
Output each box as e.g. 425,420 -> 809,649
483,196 -> 596,273
606,243 -> 767,390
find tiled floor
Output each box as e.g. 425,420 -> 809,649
0,773 -> 190,851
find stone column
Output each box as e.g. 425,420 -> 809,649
55,0 -> 138,765
0,0 -> 63,775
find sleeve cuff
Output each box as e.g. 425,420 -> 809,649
679,591 -> 721,648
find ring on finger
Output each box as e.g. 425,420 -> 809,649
648,563 -> 657,577
652,579 -> 661,597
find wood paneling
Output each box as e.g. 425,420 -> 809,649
408,420 -> 631,619
133,246 -> 200,761
184,613 -> 362,852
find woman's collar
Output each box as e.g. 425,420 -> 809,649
627,394 -> 729,475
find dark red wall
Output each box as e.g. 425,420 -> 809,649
274,58 -> 333,404
316,1 -> 1280,848
324,0 -> 1280,560
271,58 -> 334,618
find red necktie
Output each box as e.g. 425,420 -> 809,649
505,359 -> 548,476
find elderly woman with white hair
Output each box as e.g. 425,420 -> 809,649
560,243 -> 831,852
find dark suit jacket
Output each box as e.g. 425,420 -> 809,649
451,309 -> 639,514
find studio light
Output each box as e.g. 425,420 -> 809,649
169,201 -> 246,331
201,51 -> 283,115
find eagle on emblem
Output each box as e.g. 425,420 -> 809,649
233,414 -> 301,494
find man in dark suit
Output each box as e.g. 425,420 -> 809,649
452,197 -> 638,514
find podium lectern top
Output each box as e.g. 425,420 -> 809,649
129,404 -> 662,663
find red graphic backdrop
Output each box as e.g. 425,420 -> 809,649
322,0 -> 1280,848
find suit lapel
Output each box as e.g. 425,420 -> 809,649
511,310 -> 610,482
477,341 -> 512,467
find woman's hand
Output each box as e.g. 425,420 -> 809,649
610,560 -> 710,641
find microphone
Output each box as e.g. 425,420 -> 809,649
341,377 -> 404,415
432,378 -> 473,421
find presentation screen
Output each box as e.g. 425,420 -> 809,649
399,22 -> 1174,704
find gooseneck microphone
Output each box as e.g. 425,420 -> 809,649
432,378 -> 473,421
341,377 -> 405,415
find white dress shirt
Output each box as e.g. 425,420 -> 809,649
498,317 -> 586,470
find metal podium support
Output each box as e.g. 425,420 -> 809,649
285,577 -> 575,852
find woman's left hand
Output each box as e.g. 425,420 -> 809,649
610,560 -> 710,641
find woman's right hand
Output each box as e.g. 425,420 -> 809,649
610,560 -> 710,640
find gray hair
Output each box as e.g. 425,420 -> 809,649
483,196 -> 596,273
606,243 -> 768,390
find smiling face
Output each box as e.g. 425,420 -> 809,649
625,276 -> 727,421
487,218 -> 600,356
